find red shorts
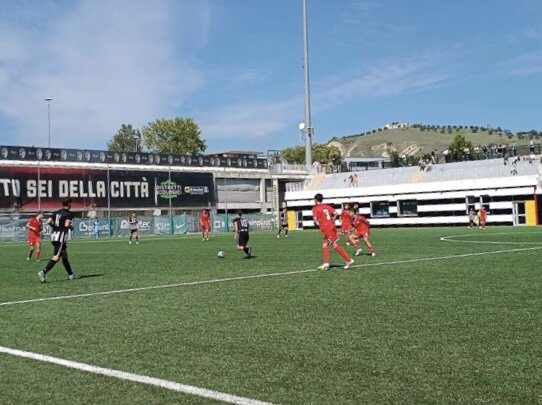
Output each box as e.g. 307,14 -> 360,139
321,228 -> 340,245
28,235 -> 41,247
354,229 -> 370,239
201,223 -> 210,231
341,224 -> 352,233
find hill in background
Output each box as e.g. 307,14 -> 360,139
328,126 -> 535,158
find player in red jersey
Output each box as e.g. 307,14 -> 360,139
26,211 -> 44,261
348,209 -> 376,257
478,207 -> 487,230
200,209 -> 211,241
340,203 -> 353,235
312,193 -> 354,270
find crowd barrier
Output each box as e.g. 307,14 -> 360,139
0,213 -> 276,243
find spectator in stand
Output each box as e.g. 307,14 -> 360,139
529,139 -> 535,153
346,173 -> 359,187
462,147 -> 470,161
418,157 -> 426,171
511,157 -> 518,175
442,149 -> 450,163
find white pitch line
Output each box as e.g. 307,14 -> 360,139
2,245 -> 542,307
360,246 -> 542,268
0,269 -> 315,307
0,345 -> 275,405
440,232 -> 542,245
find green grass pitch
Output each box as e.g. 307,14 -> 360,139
1,227 -> 541,404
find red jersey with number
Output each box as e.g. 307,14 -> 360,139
27,217 -> 42,238
353,214 -> 370,236
312,204 -> 337,234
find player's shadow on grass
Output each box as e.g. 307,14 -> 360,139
78,274 -> 106,279
49,273 -> 106,283
242,255 -> 257,259
326,264 -> 346,270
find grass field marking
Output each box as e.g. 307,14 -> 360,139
440,232 -> 542,245
2,246 -> 542,307
3,245 -> 542,308
0,345 -> 275,405
0,269 -> 316,307
360,245 -> 542,269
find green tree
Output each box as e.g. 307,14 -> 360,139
385,142 -> 401,167
142,117 -> 206,154
313,144 -> 342,165
281,146 -> 305,163
107,124 -> 142,152
280,144 -> 342,164
448,133 -> 473,153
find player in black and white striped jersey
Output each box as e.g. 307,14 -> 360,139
38,198 -> 79,283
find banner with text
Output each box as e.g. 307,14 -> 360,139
0,166 -> 214,210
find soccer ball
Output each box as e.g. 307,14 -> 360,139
217,251 -> 225,258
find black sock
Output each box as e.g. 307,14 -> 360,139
42,260 -> 57,274
28,250 -> 33,259
62,258 -> 73,275
243,247 -> 249,254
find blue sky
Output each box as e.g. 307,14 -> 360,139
0,0 -> 540,153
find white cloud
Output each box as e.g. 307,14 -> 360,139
0,0 -> 210,148
0,1 -> 456,151
199,97 -> 302,140
500,51 -> 542,76
523,28 -> 541,40
199,54 -> 451,142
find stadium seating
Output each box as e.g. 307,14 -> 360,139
300,156 -> 540,191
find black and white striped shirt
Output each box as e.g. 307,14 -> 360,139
49,208 -> 74,243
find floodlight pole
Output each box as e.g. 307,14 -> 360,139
45,97 -> 52,148
302,0 -> 313,170
224,167 -> 229,232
